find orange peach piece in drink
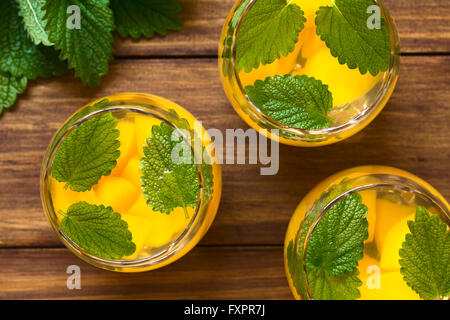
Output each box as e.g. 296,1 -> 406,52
121,214 -> 153,260
111,121 -> 137,175
50,178 -> 102,219
121,156 -> 142,188
374,200 -> 416,254
94,176 -> 140,214
380,214 -> 414,271
134,114 -> 162,158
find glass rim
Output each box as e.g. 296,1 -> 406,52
227,0 -> 401,138
298,172 -> 450,299
40,94 -> 212,270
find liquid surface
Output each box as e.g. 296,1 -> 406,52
49,111 -> 195,260
356,188 -> 424,300
238,0 -> 385,127
284,166 -> 449,300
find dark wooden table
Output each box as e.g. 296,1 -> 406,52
0,0 -> 449,299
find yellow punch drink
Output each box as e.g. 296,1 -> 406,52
219,0 -> 400,146
41,93 -> 221,272
284,166 -> 449,300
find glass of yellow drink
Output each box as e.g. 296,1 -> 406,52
284,166 -> 449,300
41,93 -> 222,272
219,0 -> 400,146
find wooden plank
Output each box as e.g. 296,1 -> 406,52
114,0 -> 232,57
113,0 -> 450,56
0,56 -> 449,248
0,247 -> 291,299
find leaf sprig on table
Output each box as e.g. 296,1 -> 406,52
0,0 -> 183,116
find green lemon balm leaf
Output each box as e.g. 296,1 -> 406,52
236,0 -> 305,72
0,0 -> 67,79
44,0 -> 114,87
200,162 -> 214,201
399,206 -> 450,300
288,238 -> 362,300
141,122 -> 200,216
17,0 -> 53,46
52,113 -> 120,192
50,99 -> 111,152
286,180 -> 353,299
167,109 -> 214,201
59,201 -> 136,259
308,268 -> 362,300
306,192 -> 368,300
111,0 -> 183,39
307,193 -> 369,276
0,71 -> 28,115
245,74 -> 332,130
287,240 -> 362,300
315,0 -> 390,76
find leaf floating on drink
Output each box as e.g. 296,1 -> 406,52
59,201 -> 136,260
52,113 -> 120,192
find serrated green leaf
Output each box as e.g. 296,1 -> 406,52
286,180 -> 355,299
60,201 -> 136,259
307,193 -> 369,276
0,0 -> 67,79
288,239 -> 361,300
236,0 -> 305,72
315,0 -> 390,76
200,162 -> 214,201
50,99 -> 111,152
399,206 -> 450,300
0,71 -> 27,115
308,268 -> 362,300
141,122 -> 200,216
17,0 -> 53,46
167,109 -> 214,201
111,0 -> 183,39
52,113 -> 120,192
245,74 -> 332,130
305,192 -> 368,300
44,0 -> 114,87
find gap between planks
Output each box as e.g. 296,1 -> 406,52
113,52 -> 450,60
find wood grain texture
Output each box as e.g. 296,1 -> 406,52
0,0 -> 449,299
113,0 -> 450,56
0,56 -> 449,248
0,247 -> 291,299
